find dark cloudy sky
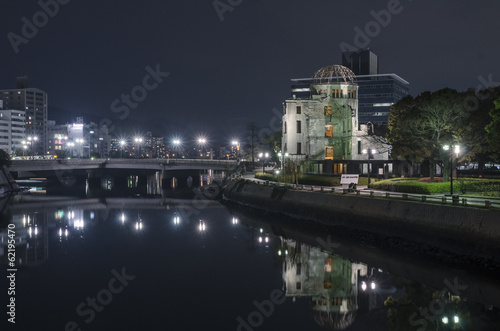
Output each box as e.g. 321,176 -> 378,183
1,0 -> 499,144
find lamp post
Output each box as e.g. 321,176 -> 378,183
173,139 -> 181,159
75,138 -> 85,158
362,149 -> 377,185
278,151 -> 289,181
67,142 -> 75,158
443,144 -> 460,196
198,138 -> 207,159
134,137 -> 143,158
119,140 -> 126,158
231,140 -> 240,159
258,152 -> 269,173
27,136 -> 38,160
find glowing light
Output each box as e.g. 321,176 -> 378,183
442,317 -> 449,324
278,250 -> 282,256
232,217 -> 238,225
173,216 -> 180,225
198,220 -> 206,232
265,237 -> 269,243
454,316 -> 459,324
59,228 -> 62,237
361,281 -> 367,291
370,281 -> 376,290
258,237 -> 263,243
120,213 -> 126,224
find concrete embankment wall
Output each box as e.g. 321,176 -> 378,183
223,181 -> 500,259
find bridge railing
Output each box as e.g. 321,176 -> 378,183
9,158 -> 238,168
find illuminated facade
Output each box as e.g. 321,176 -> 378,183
0,108 -> 26,154
342,50 -> 410,125
283,65 -> 387,165
0,77 -> 48,155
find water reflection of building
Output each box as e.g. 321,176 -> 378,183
281,239 -> 367,330
0,213 -> 49,267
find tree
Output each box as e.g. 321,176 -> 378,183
0,150 -> 11,167
388,89 -> 469,181
245,122 -> 259,169
486,98 -> 500,161
459,87 -> 500,172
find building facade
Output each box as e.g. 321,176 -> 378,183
0,108 -> 26,155
284,65 -> 389,175
342,50 -> 409,126
0,77 -> 48,156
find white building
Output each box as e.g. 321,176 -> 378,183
0,77 -> 48,156
282,65 -> 389,175
0,108 -> 26,155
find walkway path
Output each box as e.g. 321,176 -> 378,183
239,171 -> 500,209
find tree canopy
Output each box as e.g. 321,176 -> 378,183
388,86 -> 500,178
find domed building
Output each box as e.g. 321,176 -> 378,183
282,64 -> 388,175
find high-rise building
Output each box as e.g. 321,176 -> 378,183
0,77 -> 48,155
342,49 -> 379,76
342,50 -> 409,126
0,108 -> 26,155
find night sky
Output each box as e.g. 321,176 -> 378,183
1,0 -> 499,144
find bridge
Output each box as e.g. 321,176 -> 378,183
9,158 -> 238,174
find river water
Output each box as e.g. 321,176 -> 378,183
1,180 -> 499,330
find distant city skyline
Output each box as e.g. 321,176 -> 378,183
1,0 -> 499,142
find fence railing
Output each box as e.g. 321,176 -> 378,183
246,179 -> 500,209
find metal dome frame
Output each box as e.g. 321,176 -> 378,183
313,65 -> 356,83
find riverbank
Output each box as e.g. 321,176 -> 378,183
222,180 -> 500,265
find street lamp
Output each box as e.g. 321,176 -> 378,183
198,138 -> 207,159
443,144 -> 460,195
119,140 -> 126,158
75,138 -> 85,158
231,140 -> 240,159
277,151 -> 289,181
173,139 -> 181,159
362,149 -> 377,185
67,142 -> 75,158
134,137 -> 143,158
27,136 -> 38,160
258,152 -> 269,173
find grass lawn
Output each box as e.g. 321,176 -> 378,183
370,177 -> 500,195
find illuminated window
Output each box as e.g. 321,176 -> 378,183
325,146 -> 333,160
324,106 -> 332,116
325,125 -> 333,137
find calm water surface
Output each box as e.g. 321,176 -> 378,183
1,186 -> 499,330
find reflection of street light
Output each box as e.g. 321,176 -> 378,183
443,144 -> 460,195
258,152 -> 269,173
362,149 -> 377,185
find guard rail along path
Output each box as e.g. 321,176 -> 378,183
223,179 -> 500,264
